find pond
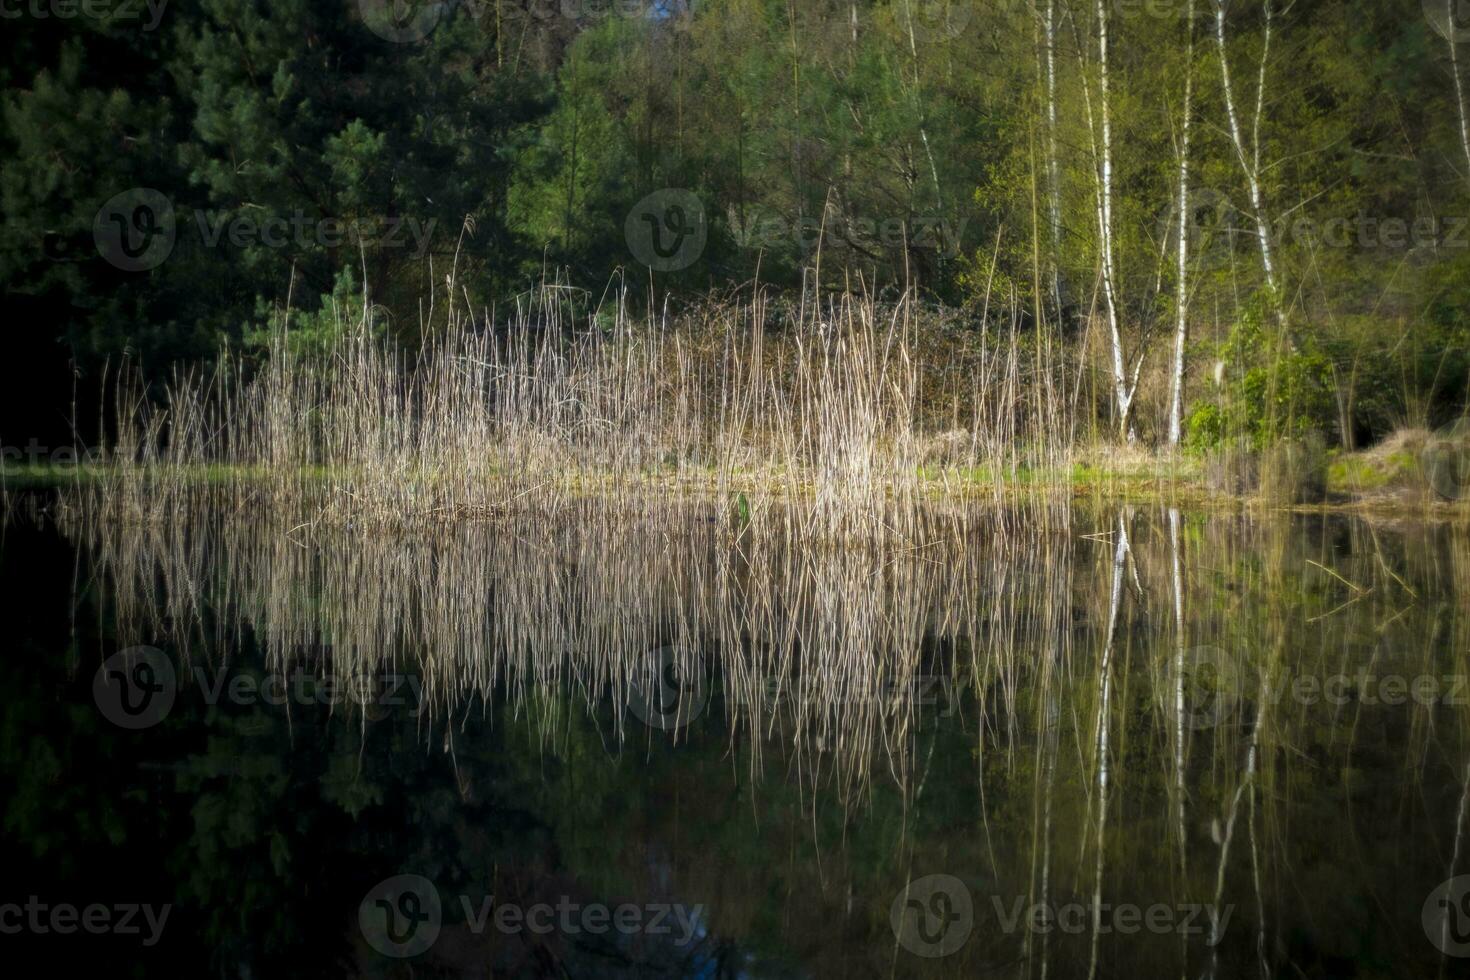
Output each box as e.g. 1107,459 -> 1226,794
2,496 -> 1468,978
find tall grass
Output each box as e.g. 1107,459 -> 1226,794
84,281 -> 1074,532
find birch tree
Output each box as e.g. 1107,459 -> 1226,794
1168,0 -> 1198,447
1079,0 -> 1141,440
1433,0 -> 1470,183
1214,0 -> 1283,319
1043,0 -> 1063,313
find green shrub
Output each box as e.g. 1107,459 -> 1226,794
1184,402 -> 1227,452
1184,301 -> 1335,451
243,268 -> 381,358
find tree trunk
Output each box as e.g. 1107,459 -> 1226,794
1044,0 -> 1063,314
1095,0 -> 1134,440
1214,0 -> 1283,322
1168,0 -> 1197,448
1443,0 -> 1470,182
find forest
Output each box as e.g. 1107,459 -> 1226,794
3,0 -> 1469,478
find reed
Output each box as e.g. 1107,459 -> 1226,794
81,282 -> 1076,533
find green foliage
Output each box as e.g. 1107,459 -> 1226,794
2,0 -> 1468,445
732,490 -> 751,529
1184,402 -> 1227,452
242,267 -> 380,358
2,0 -> 547,387
1186,303 -> 1335,450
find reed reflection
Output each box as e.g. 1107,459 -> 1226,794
54,500 -> 1470,977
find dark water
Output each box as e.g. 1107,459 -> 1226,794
4,496 -> 1470,978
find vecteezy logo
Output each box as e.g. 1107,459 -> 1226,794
1176,646 -> 1241,731
93,189 -> 175,272
625,189 -> 707,272
890,873 -> 973,957
359,874 -> 442,958
1155,187 -> 1231,270
1423,419 -> 1470,501
93,645 -> 177,730
360,0 -> 445,43
627,645 -> 708,731
901,0 -> 974,44
1425,0 -> 1470,43
1424,875 -> 1470,957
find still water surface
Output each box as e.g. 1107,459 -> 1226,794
3,498 -> 1469,977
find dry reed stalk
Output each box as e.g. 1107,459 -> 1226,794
78,283 -> 1077,532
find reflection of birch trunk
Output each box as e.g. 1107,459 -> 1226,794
1247,744 -> 1269,976
1209,659 -> 1274,963
1039,718 -> 1056,980
1437,760 -> 1470,979
1169,508 -> 1190,968
1168,0 -> 1197,448
1027,539 -> 1066,980
1209,725 -> 1252,943
1088,516 -> 1129,980
1023,688 -> 1060,980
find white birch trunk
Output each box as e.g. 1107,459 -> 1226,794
1444,0 -> 1470,182
1214,0 -> 1281,313
1044,0 -> 1063,312
1168,0 -> 1197,447
1095,0 -> 1134,439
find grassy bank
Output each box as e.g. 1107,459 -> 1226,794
7,444 -> 1464,517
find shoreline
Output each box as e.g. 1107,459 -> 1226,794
5,453 -> 1465,521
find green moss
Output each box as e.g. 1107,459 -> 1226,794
1326,452 -> 1421,494
0,463 -> 111,489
